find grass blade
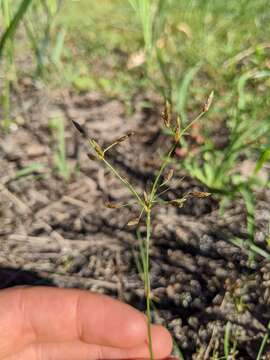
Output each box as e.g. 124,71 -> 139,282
230,237 -> 270,260
128,0 -> 152,53
255,148 -> 270,174
51,27 -> 66,66
256,321 -> 270,360
224,321 -> 232,359
173,338 -> 185,360
176,62 -> 202,125
15,163 -> 44,179
0,0 -> 33,58
238,70 -> 270,109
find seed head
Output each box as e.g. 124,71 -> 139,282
169,198 -> 187,208
87,153 -> 97,161
72,120 -> 87,137
143,191 -> 148,203
162,100 -> 172,128
127,217 -> 140,226
164,169 -> 174,184
92,140 -> 104,160
104,202 -> 120,209
203,91 -> 214,112
115,131 -> 136,144
174,122 -> 181,142
188,191 -> 211,198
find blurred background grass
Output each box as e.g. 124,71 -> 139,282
59,0 -> 270,96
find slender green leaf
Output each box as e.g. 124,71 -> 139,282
256,321 -> 270,360
230,237 -> 270,260
51,27 -> 66,66
176,62 -> 201,124
15,163 -> 44,179
173,338 -> 185,360
0,0 -> 33,58
224,321 -> 232,360
238,70 -> 270,109
255,148 -> 270,174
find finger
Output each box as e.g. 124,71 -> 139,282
8,326 -> 172,360
1,287 -> 147,348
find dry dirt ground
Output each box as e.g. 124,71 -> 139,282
1,81 -> 270,359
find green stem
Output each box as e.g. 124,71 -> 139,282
103,155 -> 153,359
103,158 -> 145,207
256,321 -> 270,360
150,145 -> 175,201
145,210 -> 154,360
179,109 -> 207,138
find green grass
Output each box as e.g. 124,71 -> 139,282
59,0 -> 270,93
1,0 -> 13,131
0,0 -> 33,58
60,1 -> 270,214
256,321 -> 270,360
0,0 -> 34,131
23,0 -> 65,77
49,116 -> 70,182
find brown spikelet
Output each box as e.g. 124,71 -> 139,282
87,153 -> 97,161
143,191 -> 148,203
203,91 -> 214,112
174,117 -> 181,142
116,131 -> 136,144
162,100 -> 172,128
104,202 -> 120,209
72,120 -> 87,136
174,130 -> 180,142
164,169 -> 174,184
188,191 -> 211,198
92,140 -> 104,159
169,198 -> 187,208
127,217 -> 140,226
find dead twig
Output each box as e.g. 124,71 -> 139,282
0,183 -> 31,215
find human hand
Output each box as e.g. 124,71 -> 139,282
0,286 -> 173,359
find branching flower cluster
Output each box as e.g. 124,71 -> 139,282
72,92 -> 213,359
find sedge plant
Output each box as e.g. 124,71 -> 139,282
72,92 -> 213,359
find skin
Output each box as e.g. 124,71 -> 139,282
0,286 -> 174,360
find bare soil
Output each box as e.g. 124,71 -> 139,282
1,80 -> 270,359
